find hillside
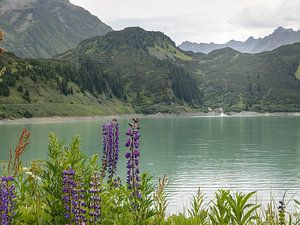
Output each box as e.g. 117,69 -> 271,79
0,27 -> 201,118
0,52 -> 135,118
0,27 -> 300,118
59,27 -> 202,113
179,27 -> 300,54
191,44 -> 300,112
0,0 -> 112,58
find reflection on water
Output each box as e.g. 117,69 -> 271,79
1,116 -> 300,213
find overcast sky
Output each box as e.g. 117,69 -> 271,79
70,0 -> 300,45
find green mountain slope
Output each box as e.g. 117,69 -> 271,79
0,27 -> 300,118
0,0 -> 112,58
0,27 -> 201,118
0,52 -> 134,118
59,27 -> 202,113
192,44 -> 300,112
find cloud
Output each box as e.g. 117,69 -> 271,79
70,0 -> 300,44
229,0 -> 300,30
107,13 -> 234,44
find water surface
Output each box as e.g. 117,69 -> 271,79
1,116 -> 300,213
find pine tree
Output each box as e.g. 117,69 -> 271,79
0,30 -> 6,83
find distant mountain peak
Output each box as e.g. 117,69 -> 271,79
273,26 -> 295,33
0,0 -> 112,58
274,26 -> 286,32
179,26 -> 300,54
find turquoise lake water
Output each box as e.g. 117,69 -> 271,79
1,116 -> 300,213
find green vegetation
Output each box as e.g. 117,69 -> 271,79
295,64 -> 300,80
1,27 -> 300,118
0,0 -> 112,58
191,45 -> 300,112
0,29 -> 5,83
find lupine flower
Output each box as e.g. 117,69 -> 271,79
101,120 -> 120,183
88,173 -> 101,224
100,124 -> 108,178
63,169 -> 76,220
62,168 -> 87,224
73,187 -> 87,225
0,176 -> 16,225
125,118 -> 142,204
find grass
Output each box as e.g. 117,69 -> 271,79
148,44 -> 193,61
295,64 -> 300,80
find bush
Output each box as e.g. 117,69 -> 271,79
17,85 -> 23,92
23,90 -> 31,102
23,110 -> 32,118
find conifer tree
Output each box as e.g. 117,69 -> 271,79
0,30 -> 6,83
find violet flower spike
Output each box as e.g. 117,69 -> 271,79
0,175 -> 16,225
125,118 -> 142,205
88,173 -> 101,224
101,120 -> 120,184
62,168 -> 87,224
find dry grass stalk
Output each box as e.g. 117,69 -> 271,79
7,128 -> 31,174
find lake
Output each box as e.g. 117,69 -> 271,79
1,116 -> 300,213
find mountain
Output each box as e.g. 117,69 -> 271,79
59,27 -> 201,113
191,44 -> 300,112
0,0 -> 112,58
179,27 -> 300,54
0,27 -> 201,118
0,27 -> 300,118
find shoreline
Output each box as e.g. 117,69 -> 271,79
0,111 -> 300,124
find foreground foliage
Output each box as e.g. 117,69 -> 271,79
1,121 -> 300,224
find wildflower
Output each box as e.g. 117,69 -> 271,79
88,173 -> 101,224
62,168 -> 87,224
101,120 -> 120,183
100,124 -> 108,178
125,118 -> 141,202
73,187 -> 87,225
0,175 -> 16,225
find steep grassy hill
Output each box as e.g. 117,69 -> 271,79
0,0 -> 112,58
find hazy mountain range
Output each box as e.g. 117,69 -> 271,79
179,27 -> 300,54
0,0 -> 112,58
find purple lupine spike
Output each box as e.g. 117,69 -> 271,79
0,176 -> 16,225
125,118 -> 142,206
88,173 -> 101,224
63,168 -> 77,221
101,124 -> 108,173
72,187 -> 87,225
107,123 -> 113,180
62,168 -> 86,224
101,120 -> 120,184
112,123 -> 120,173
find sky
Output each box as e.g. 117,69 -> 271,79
70,0 -> 300,45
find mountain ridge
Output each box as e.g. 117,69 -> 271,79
0,0 -> 112,58
179,26 -> 300,54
